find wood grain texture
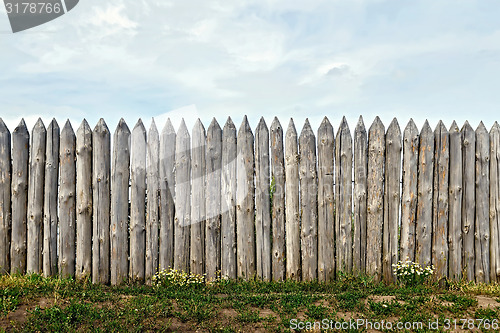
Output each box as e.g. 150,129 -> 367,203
462,121 -> 475,282
111,119 -> 130,285
353,116 -> 367,274
0,119 -> 11,274
146,120 -> 160,284
489,122 -> 500,282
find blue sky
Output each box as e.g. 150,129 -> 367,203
1,0 -> 500,134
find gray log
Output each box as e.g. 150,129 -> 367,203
335,117 -> 353,275
400,119 -> 419,263
449,121 -> 463,279
76,120 -> 92,280
366,117 -> 385,282
353,116 -> 367,274
236,116 -> 255,279
299,119 -> 318,281
221,117 -> 237,279
255,117 -> 271,281
130,119 -> 146,281
27,118 -> 46,274
317,117 -> 334,281
206,118 -> 222,281
92,118 -> 111,284
11,119 -> 29,274
382,118 -> 401,283
270,117 -> 285,281
110,119 -> 130,285
174,119 -> 191,272
43,119 -> 59,277
416,120 -> 434,268
159,119 -> 176,271
146,120 -> 160,284
461,121 -> 475,281
191,119 -> 206,276
0,119 -> 11,274
285,119 -> 300,280
432,121 -> 450,279
59,120 -> 76,278
489,122 -> 500,282
475,122 -> 490,283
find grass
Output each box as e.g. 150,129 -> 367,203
0,273 -> 500,332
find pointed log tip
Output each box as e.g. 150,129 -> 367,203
208,117 -> 221,131
149,119 -> 159,134
369,116 -> 384,132
239,116 -> 251,133
49,118 -> 59,128
404,118 -> 418,133
133,118 -> 146,132
435,120 -> 447,131
387,118 -> 400,133
78,119 -> 91,132
421,120 -> 432,132
477,121 -> 487,132
320,116 -> 331,127
356,115 -> 364,126
257,117 -> 268,131
270,116 -> 281,130
193,118 -> 205,133
0,118 -> 8,133
300,118 -> 313,135
62,119 -> 74,132
450,120 -> 458,128
34,117 -> 45,130
116,118 -> 130,133
94,118 -> 109,132
223,116 -> 235,130
178,118 -> 188,133
162,118 -> 175,134
286,118 -> 297,133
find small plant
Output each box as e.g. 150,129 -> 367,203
153,268 -> 205,287
392,261 -> 434,286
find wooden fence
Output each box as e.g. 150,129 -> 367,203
0,115 -> 499,284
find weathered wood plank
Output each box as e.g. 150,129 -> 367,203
400,119 -> 419,263
236,116 -> 255,279
285,119 -> 300,280
299,119 -> 318,281
206,118 -> 222,281
449,121 -> 463,279
461,121 -> 475,281
59,120 -> 76,278
92,118 -> 111,284
174,119 -> 191,272
432,121 -> 450,279
353,116 -> 367,274
110,119 -> 130,285
255,117 -> 271,281
317,117 -> 334,282
221,117 -> 237,279
146,120 -> 160,284
270,117 -> 285,281
76,120 -> 92,280
11,119 -> 29,274
27,118 -> 46,274
191,119 -> 206,276
335,117 -> 353,275
130,119 -> 147,281
366,117 -> 385,282
0,119 -> 11,274
416,120 -> 434,268
475,122 -> 490,283
489,122 -> 500,282
383,118 -> 402,283
42,119 -> 59,277
159,119 -> 176,271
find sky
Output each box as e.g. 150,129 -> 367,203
1,0 -> 500,135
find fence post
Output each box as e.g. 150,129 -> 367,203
400,119 -> 419,263
130,119 -> 146,281
92,118 -> 111,284
42,119 -> 59,277
489,122 -> 500,282
27,118 -> 46,274
0,119 -> 11,274
299,119 -> 318,281
146,120 -> 160,284
111,119 -> 130,285
416,121 -> 434,268
236,116 -> 255,279
476,122 -> 490,283
206,118 -> 222,281
353,116 -> 367,274
174,119 -> 191,272
383,118 -> 401,283
221,117 -> 237,279
448,121 -> 462,279
255,117 -> 271,281
270,117 -> 285,281
285,119 -> 300,280
191,119 -> 206,276
462,121 -> 475,281
59,120 -> 76,278
159,119 -> 176,272
317,117 -> 334,282
335,117 -> 353,275
76,120 -> 92,279
366,117 -> 385,282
